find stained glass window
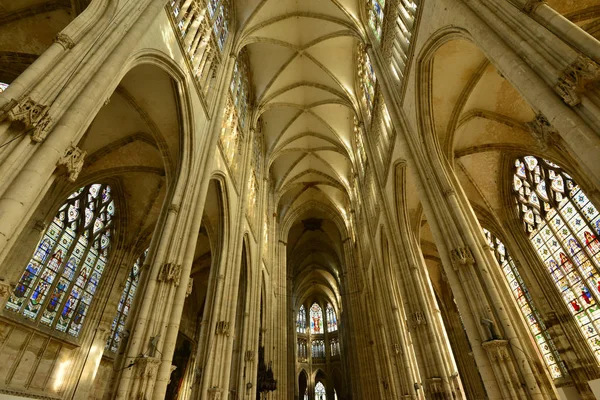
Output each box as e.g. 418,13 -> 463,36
315,381 -> 326,400
326,303 -> 338,332
106,249 -> 147,352
357,47 -> 377,117
367,0 -> 386,40
484,229 -> 564,378
312,339 -> 325,359
330,337 -> 340,357
297,338 -> 308,361
6,184 -> 115,337
304,388 -> 308,400
0,82 -> 8,92
297,305 -> 307,333
310,303 -> 323,334
513,156 -> 600,363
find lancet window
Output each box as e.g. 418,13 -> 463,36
6,184 -> 115,337
484,229 -> 564,378
367,0 -> 385,40
357,47 -> 377,118
513,156 -> 600,362
310,303 -> 324,334
315,381 -> 326,400
326,303 -> 337,332
106,249 -> 147,352
297,304 -> 307,333
388,0 -> 419,82
297,338 -> 308,361
311,339 -> 325,359
330,337 -> 340,357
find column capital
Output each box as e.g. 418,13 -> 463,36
555,55 -> 600,106
481,339 -> 511,362
158,263 -> 183,286
450,246 -> 475,270
0,97 -> 52,143
56,144 -> 86,183
54,32 -> 75,50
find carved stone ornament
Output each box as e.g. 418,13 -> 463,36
208,387 -> 223,400
56,144 -> 86,183
245,350 -> 255,362
481,339 -> 511,363
522,0 -> 545,13
427,377 -> 444,394
54,33 -> 75,50
410,311 -> 427,326
392,343 -> 402,355
450,246 -> 475,270
135,356 -> 161,378
158,263 -> 182,286
0,280 -> 11,301
526,113 -> 559,151
215,320 -> 230,336
555,56 -> 600,106
0,97 -> 52,143
185,278 -> 193,297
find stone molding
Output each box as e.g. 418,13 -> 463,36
526,113 -> 559,151
135,356 -> 161,378
54,33 -> 75,50
215,320 -> 230,336
0,97 -> 52,143
481,339 -> 511,362
450,246 -> 475,270
208,387 -> 223,400
555,56 -> 600,106
426,377 -> 443,394
158,263 -> 182,286
245,350 -> 255,362
410,311 -> 427,326
56,144 -> 86,182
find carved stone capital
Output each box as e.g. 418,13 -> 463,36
208,387 -> 223,400
54,33 -> 75,50
522,0 -> 545,13
392,343 -> 403,355
158,263 -> 182,286
0,97 -> 52,142
215,320 -> 230,336
410,311 -> 427,327
135,356 -> 161,378
482,339 -> 511,362
426,377 -> 444,394
450,246 -> 475,270
555,56 -> 600,106
56,144 -> 86,182
244,350 -> 255,362
168,203 -> 180,214
527,113 -> 559,151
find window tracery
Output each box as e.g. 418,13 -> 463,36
315,381 -> 326,400
297,304 -> 307,333
6,184 -> 115,337
330,337 -> 340,357
326,303 -> 337,332
311,339 -> 325,359
297,338 -> 308,361
357,47 -> 377,118
513,156 -> 600,362
106,249 -> 148,352
310,302 -> 324,334
484,229 -> 564,378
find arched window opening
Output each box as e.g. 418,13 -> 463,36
297,304 -> 307,333
304,387 -> 308,400
297,338 -> 308,362
106,249 -> 148,352
6,184 -> 115,337
315,381 -> 326,400
311,339 -> 325,359
0,82 -> 8,92
357,46 -> 377,118
513,156 -> 600,362
367,0 -> 385,40
330,337 -> 340,357
484,229 -> 565,378
326,303 -> 337,332
310,302 -> 323,334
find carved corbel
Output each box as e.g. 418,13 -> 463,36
481,339 -> 511,363
450,246 -> 475,270
158,263 -> 182,286
526,113 -> 559,151
410,311 -> 427,327
245,350 -> 255,362
555,56 -> 600,106
426,377 -> 443,394
56,144 -> 86,183
215,320 -> 230,336
54,33 -> 75,50
0,97 -> 52,143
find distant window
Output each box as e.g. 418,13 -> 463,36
310,302 -> 323,334
326,303 -> 338,332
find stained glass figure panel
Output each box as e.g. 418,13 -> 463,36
514,156 -> 600,364
367,0 -> 385,39
297,304 -> 307,333
326,303 -> 338,332
6,184 -> 115,338
310,303 -> 323,334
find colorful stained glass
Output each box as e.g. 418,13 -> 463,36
0,82 -> 7,93
315,381 -> 326,400
367,0 -> 386,40
484,229 -> 565,379
357,47 -> 377,117
326,303 -> 338,332
310,303 -> 323,334
106,249 -> 148,352
297,305 -> 307,333
330,337 -> 340,357
514,156 -> 600,364
6,184 -> 114,337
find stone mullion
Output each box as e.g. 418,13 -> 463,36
0,0 -> 176,271
454,0 -> 600,186
503,215 -> 600,395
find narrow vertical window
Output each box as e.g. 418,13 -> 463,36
484,229 -> 564,378
326,303 -> 338,332
297,304 -> 306,333
6,184 -> 115,337
310,303 -> 323,334
315,381 -> 326,400
106,249 -> 148,352
357,48 -> 377,117
513,156 -> 600,363
367,0 -> 386,40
